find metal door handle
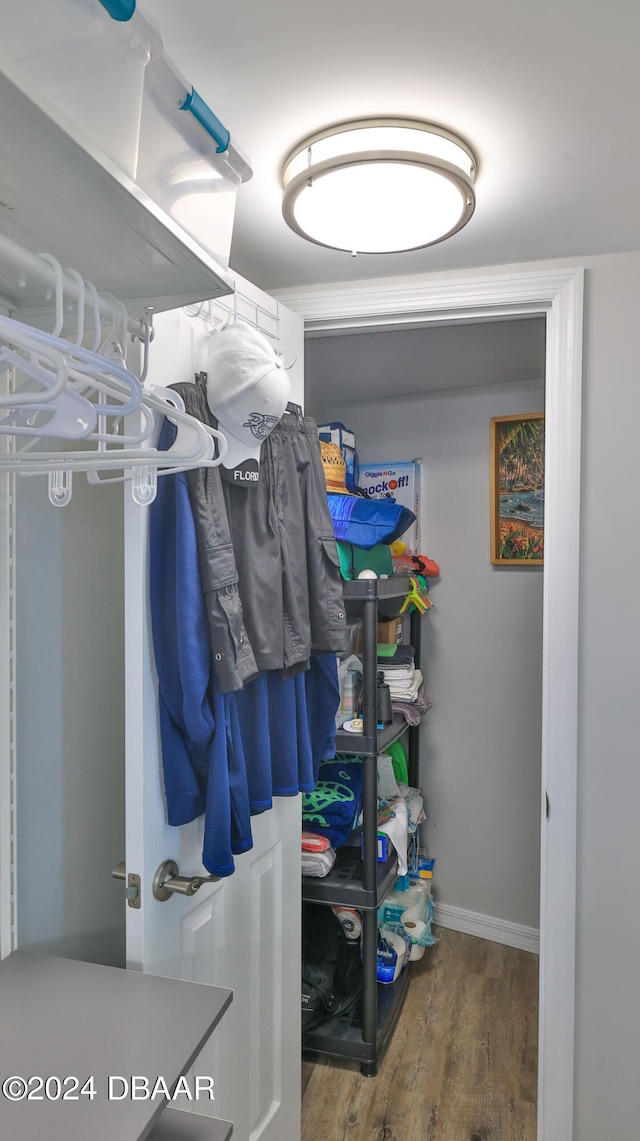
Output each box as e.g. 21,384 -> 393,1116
152,859 -> 220,902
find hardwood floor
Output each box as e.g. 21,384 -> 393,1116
301,926 -> 538,1141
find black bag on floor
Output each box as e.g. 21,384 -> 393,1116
302,902 -> 362,1032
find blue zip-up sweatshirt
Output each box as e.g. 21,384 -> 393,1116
149,421 -> 253,876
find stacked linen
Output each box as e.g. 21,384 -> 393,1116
378,644 -> 432,726
301,830 -> 336,877
379,643 -> 421,698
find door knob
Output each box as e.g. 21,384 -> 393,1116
152,859 -> 220,902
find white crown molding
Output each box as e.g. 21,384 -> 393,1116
273,266 -> 584,328
433,901 -> 540,955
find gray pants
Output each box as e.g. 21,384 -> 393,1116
222,413 -> 348,673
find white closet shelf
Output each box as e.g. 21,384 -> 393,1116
0,53 -> 233,317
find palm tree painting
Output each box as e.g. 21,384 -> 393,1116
490,413 -> 544,565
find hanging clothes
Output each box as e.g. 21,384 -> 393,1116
170,376 -> 347,674
304,653 -> 342,781
221,411 -> 348,672
234,655 -> 340,814
148,420 -> 253,876
166,382 -> 258,693
149,395 -> 342,876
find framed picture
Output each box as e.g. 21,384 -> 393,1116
490,413 -> 545,565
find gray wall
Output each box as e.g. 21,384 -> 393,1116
16,475 -> 125,966
308,361 -> 544,931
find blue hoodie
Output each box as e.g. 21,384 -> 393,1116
149,421 -> 253,876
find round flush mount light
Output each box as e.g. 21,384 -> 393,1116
281,117 -> 477,255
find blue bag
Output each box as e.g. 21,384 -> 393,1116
327,493 -> 416,549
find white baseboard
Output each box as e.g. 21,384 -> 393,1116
433,900 -> 540,955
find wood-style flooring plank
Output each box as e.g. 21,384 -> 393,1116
302,926 -> 538,1141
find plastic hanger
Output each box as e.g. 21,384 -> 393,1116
65,267 -> 85,346
37,252 -> 65,337
0,388 -> 97,439
0,249 -> 228,503
0,334 -> 70,407
86,388 -> 226,483
1,315 -> 143,416
86,280 -> 103,354
285,400 -> 303,427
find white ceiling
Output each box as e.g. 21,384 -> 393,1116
144,0 -> 640,292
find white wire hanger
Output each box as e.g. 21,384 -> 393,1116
0,249 -> 227,505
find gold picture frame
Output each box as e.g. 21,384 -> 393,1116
490,413 -> 545,565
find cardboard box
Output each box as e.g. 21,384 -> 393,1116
378,617 -> 404,643
359,460 -> 422,554
356,617 -> 404,651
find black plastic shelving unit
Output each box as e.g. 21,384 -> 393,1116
300,840 -> 399,910
302,574 -> 422,1076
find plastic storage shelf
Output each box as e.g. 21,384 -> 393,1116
302,963 -> 412,1070
334,711 -> 408,757
300,834 -> 399,910
302,574 -> 423,1075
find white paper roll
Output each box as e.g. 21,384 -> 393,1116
331,907 -> 362,940
387,930 -> 409,980
402,916 -> 427,961
401,904 -> 424,924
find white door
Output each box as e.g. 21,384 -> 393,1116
124,285 -> 305,1141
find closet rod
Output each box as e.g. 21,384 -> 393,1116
0,232 -> 149,343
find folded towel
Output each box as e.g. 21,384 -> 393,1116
377,753 -> 402,800
302,847 -> 336,877
383,665 -> 416,686
392,683 -> 432,725
377,644 -> 415,666
388,669 -> 423,702
302,757 -> 364,847
302,831 -> 332,852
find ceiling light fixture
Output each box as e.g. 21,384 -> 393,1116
281,117 -> 477,256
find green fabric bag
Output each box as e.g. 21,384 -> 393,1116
335,541 -> 393,581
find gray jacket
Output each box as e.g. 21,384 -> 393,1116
169,380 -> 258,693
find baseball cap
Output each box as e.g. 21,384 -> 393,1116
205,322 -> 290,480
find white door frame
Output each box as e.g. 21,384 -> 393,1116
0,342 -> 16,961
276,265 -> 584,1141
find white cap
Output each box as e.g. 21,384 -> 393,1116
206,322 -> 290,473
